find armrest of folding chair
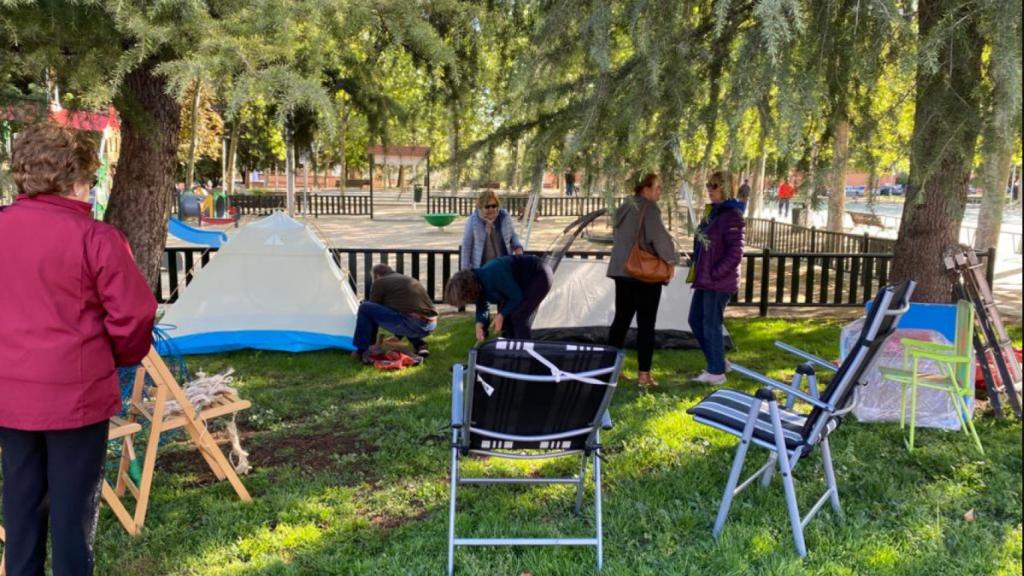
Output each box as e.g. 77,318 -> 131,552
907,347 -> 970,364
900,339 -> 955,354
600,410 -> 613,430
451,363 -> 465,428
730,362 -> 830,410
774,341 -> 838,373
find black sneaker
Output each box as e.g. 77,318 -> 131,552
416,345 -> 430,357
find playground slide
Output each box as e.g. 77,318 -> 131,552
168,217 -> 228,248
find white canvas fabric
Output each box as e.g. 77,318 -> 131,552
159,212 -> 359,354
532,258 -> 728,348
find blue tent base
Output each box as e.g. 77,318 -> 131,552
156,330 -> 355,355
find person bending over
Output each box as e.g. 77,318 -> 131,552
353,264 -> 438,358
444,254 -> 553,343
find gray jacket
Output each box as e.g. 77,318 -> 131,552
607,196 -> 678,278
460,208 -> 523,270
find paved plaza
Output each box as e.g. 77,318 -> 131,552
167,195 -> 1023,319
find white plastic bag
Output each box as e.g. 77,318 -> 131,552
841,319 -> 971,430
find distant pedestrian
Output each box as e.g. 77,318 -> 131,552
777,179 -> 795,217
606,173 -> 678,389
460,189 -> 524,270
565,168 -> 576,197
444,254 -> 553,343
737,178 -> 751,210
688,170 -> 745,386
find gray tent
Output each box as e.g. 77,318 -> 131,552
531,258 -> 732,349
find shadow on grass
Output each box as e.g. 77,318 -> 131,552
89,316 -> 1020,575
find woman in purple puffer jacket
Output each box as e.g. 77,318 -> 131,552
688,171 -> 745,385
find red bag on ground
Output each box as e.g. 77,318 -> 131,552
975,347 -> 1022,391
362,344 -> 423,371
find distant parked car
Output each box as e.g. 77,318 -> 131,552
845,186 -> 865,197
877,185 -> 904,196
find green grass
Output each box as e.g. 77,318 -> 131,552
79,318 -> 1024,575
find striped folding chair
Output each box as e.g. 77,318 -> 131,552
687,281 -> 915,557
447,339 -> 624,575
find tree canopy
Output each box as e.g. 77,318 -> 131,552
1,0 -> 1020,300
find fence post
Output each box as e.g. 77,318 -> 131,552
810,226 -> 817,252
861,232 -> 870,253
985,246 -> 997,288
768,219 -> 776,250
759,248 -> 771,317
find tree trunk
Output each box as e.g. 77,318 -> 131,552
339,106 -> 349,194
506,137 -> 521,192
973,24 -> 1020,251
184,78 -> 202,190
225,115 -> 240,194
827,115 -> 850,232
285,126 -> 295,215
105,59 -> 182,289
448,97 -> 461,195
974,150 -> 1012,251
866,165 -> 878,203
751,136 -> 767,218
892,0 -> 984,302
697,39 -> 728,215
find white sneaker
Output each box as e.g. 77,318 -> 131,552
692,371 -> 727,385
725,360 -> 732,373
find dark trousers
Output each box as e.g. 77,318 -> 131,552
777,198 -> 791,217
505,257 -> 554,339
607,278 -> 663,372
352,301 -> 436,352
688,288 -> 731,375
0,420 -> 108,576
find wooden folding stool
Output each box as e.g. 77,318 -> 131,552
104,347 -> 252,535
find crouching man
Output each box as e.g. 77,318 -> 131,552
353,264 -> 438,358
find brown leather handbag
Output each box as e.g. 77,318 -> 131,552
625,203 -> 674,284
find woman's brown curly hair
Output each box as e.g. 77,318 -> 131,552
444,270 -> 483,308
12,123 -> 99,197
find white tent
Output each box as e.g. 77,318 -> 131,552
158,212 -> 359,355
532,258 -> 731,349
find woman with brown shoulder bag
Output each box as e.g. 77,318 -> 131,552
606,173 -> 678,388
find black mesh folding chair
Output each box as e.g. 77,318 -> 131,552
448,339 -> 624,575
687,281 -> 915,557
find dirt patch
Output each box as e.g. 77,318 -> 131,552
158,427 -> 377,487
368,506 -> 432,530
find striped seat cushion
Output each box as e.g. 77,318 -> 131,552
687,389 -> 836,449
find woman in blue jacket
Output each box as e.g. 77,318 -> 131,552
445,255 -> 553,343
460,189 -> 524,270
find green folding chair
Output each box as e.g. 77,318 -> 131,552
879,300 -> 983,454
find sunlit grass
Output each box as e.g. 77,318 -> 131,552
55,316 -> 1024,574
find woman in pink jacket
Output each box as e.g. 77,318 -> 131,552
0,124 -> 156,576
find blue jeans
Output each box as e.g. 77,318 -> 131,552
777,198 -> 791,217
353,302 -> 436,352
688,289 -> 731,375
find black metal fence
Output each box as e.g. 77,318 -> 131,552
745,218 -> 897,253
158,245 -> 997,316
228,193 -> 371,216
427,195 -> 626,217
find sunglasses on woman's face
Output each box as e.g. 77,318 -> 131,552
91,175 -> 100,188
484,204 -> 499,209
705,182 -> 720,190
